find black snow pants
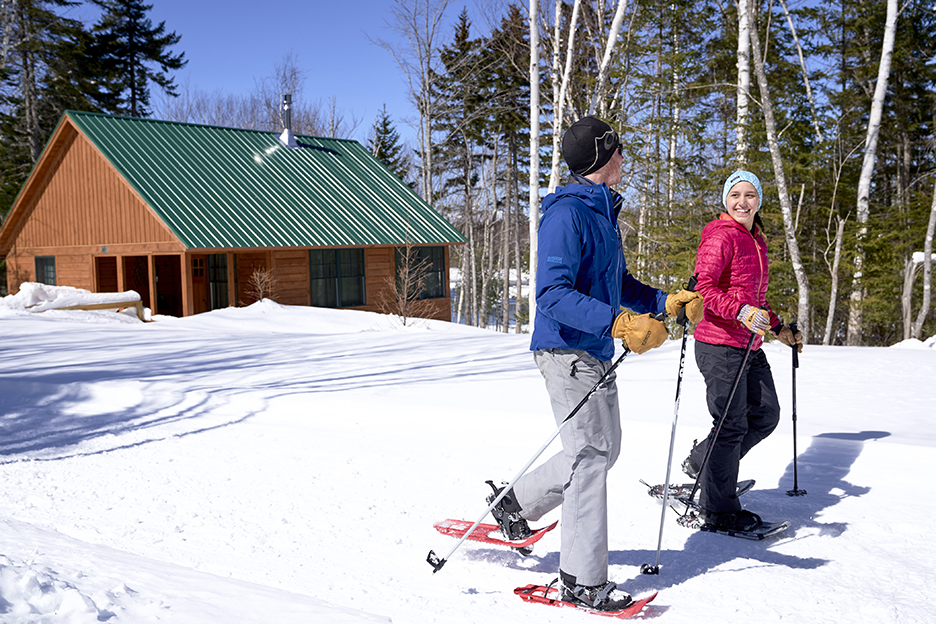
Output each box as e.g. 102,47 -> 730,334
689,340 -> 780,514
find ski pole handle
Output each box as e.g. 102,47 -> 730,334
676,274 -> 699,327
790,321 -> 800,369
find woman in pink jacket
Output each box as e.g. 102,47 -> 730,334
681,170 -> 802,532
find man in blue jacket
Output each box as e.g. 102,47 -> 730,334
487,116 -> 701,612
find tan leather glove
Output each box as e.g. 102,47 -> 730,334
773,325 -> 804,353
737,304 -> 770,336
665,290 -> 704,324
611,312 -> 668,354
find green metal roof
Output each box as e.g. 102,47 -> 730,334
65,110 -> 466,249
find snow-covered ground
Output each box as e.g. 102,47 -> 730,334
1,286 -> 935,623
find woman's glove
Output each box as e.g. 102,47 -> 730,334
611,312 -> 668,354
665,290 -> 704,324
737,304 -> 770,335
773,325 -> 804,353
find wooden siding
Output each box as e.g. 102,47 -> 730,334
234,251 -> 268,305
354,245 -> 451,322
12,130 -> 179,250
5,243 -> 453,322
363,247 -> 395,309
271,249 -> 309,306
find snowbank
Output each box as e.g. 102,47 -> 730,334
0,282 -> 144,322
1,302 -> 934,623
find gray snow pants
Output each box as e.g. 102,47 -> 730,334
514,349 -> 621,587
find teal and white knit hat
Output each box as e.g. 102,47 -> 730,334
722,170 -> 763,208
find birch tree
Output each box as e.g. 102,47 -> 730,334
822,215 -> 846,345
911,181 -> 936,340
747,0 -> 810,332
547,0 -> 582,194
587,0 -> 629,116
777,0 -> 822,142
845,0 -> 898,346
375,0 -> 451,202
735,0 -> 751,160
528,0 -> 540,330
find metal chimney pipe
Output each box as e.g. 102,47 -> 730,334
282,94 -> 292,132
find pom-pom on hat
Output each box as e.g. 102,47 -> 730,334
562,116 -> 620,176
722,170 -> 763,208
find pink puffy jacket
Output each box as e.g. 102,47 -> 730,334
693,213 -> 781,350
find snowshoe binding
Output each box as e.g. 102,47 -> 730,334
486,480 -> 534,556
555,576 -> 633,612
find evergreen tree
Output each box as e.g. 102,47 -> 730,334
367,104 -> 410,186
433,9 -> 493,326
486,4 -> 531,331
91,0 -> 187,117
0,0 -> 109,217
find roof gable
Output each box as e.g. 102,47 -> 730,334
61,111 -> 466,249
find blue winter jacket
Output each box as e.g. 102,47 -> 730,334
530,178 -> 668,361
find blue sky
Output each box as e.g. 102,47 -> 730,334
66,0 -> 483,145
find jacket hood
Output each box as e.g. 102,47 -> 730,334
543,180 -> 618,221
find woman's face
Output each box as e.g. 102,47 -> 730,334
725,181 -> 759,230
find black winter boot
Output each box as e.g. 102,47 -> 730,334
485,480 -> 533,555
681,439 -> 700,479
557,575 -> 633,612
702,509 -> 763,532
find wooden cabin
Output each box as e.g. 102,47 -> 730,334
0,111 -> 466,319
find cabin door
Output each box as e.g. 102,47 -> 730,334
155,255 -> 183,317
192,255 -> 208,314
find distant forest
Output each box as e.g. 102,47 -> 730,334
3,0 -> 934,346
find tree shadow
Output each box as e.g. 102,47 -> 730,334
612,430 -> 888,595
0,323 -> 531,462
470,430 -> 888,594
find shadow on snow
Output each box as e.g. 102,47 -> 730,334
460,431 -> 886,598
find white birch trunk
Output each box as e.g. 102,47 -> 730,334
479,146 -> 498,329
778,0 -> 823,142
378,0 -> 451,202
846,0 -> 898,346
548,0 -> 582,193
822,216 -> 846,345
748,1 -> 810,333
528,0 -> 541,330
667,14 -> 680,223
736,0 -> 751,161
901,258 -> 916,340
911,180 -> 936,339
466,150 -> 478,326
587,0 -> 629,117
502,136 -> 512,333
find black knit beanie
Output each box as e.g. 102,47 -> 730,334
562,116 -> 620,176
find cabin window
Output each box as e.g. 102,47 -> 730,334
309,248 -> 365,308
35,256 -> 56,286
208,254 -> 229,310
395,246 -> 445,300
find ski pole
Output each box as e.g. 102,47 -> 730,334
642,275 -> 697,575
680,331 -> 756,515
427,343 -> 633,573
786,321 -> 806,496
